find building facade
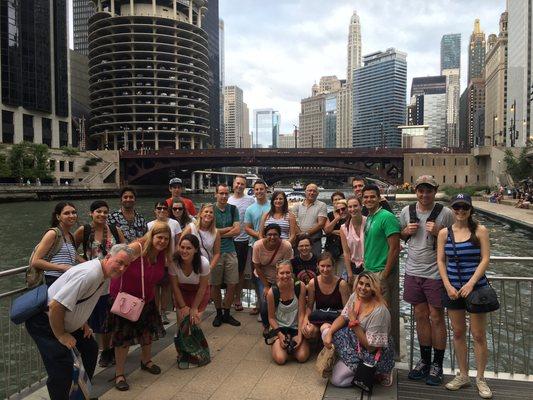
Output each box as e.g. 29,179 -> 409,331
468,19 -> 486,82
484,12 -> 508,147
346,10 -> 362,84
70,50 -> 90,149
506,0 -> 532,147
466,19 -> 486,148
73,0 -> 96,55
219,18 -> 225,147
299,94 -> 325,148
410,76 -> 447,99
336,82 -> 352,147
441,34 -> 461,148
0,0 -> 71,148
253,109 -> 280,148
278,133 -> 295,148
353,48 -> 407,148
400,125 -> 429,148
223,86 -> 243,148
87,0 -> 210,151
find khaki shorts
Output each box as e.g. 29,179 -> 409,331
210,252 -> 239,286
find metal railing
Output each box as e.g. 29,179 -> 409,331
408,257 -> 533,380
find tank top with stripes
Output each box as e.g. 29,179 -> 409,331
265,213 -> 290,239
444,233 -> 488,290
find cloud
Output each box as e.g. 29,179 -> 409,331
220,0 -> 504,134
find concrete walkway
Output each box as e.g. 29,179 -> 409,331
472,200 -> 533,230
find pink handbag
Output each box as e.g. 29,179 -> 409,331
111,243 -> 145,321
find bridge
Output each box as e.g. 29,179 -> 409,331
119,147 -> 463,186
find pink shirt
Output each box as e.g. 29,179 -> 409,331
341,216 -> 366,266
110,251 -> 165,303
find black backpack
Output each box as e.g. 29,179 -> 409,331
272,281 -> 302,308
406,203 -> 444,249
82,223 -> 120,260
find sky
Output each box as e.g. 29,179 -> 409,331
67,0 -> 505,135
219,0 -> 505,134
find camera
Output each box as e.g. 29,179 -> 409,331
284,335 -> 297,355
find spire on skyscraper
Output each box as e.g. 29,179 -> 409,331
346,10 -> 362,83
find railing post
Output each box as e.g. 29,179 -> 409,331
391,263 -> 400,358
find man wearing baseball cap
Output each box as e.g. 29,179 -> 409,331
400,175 -> 454,385
165,177 -> 197,216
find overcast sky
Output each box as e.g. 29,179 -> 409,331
220,0 -> 505,134
68,0 -> 505,135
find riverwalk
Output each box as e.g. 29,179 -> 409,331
472,200 -> 533,230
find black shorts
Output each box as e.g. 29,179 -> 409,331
441,291 -> 467,310
234,240 -> 249,274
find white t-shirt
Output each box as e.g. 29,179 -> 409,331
48,259 -> 106,333
147,218 -> 182,255
168,255 -> 210,285
228,195 -> 255,242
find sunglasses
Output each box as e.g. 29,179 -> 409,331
452,204 -> 471,211
173,207 -> 184,211
156,206 -> 168,211
336,207 -> 347,211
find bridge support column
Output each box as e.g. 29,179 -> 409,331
198,173 -> 204,190
191,136 -> 195,150
133,134 -> 137,150
175,135 -> 180,149
191,172 -> 196,191
155,133 -> 159,150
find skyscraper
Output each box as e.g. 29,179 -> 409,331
440,33 -> 461,147
506,0 -> 532,147
219,19 -> 225,147
484,12 -> 507,146
0,0 -> 71,147
410,76 -> 447,99
346,11 -> 362,84
204,0 -> 221,148
353,48 -> 407,148
253,109 -> 280,148
466,19 -> 486,147
223,85 -> 246,148
73,0 -> 95,55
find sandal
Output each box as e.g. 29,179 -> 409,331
114,375 -> 129,391
140,360 -> 161,375
234,302 -> 244,312
249,307 -> 259,315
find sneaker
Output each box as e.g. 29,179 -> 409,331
257,314 -> 262,322
476,378 -> 493,399
425,362 -> 443,386
212,314 -> 223,327
445,373 -> 470,390
408,360 -> 430,380
222,313 -> 241,326
161,312 -> 170,325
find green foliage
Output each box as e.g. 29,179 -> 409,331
61,146 -> 79,156
7,142 -> 51,180
0,153 -> 11,177
442,186 -> 490,197
504,148 -> 532,182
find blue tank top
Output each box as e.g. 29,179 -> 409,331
444,232 -> 488,290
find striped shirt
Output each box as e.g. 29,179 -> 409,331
45,241 -> 77,278
444,234 -> 488,290
265,213 -> 290,239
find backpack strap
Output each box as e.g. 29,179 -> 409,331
47,227 -> 64,260
82,224 -> 92,261
427,203 -> 444,222
109,224 -> 120,243
405,204 -> 418,242
273,282 -> 301,308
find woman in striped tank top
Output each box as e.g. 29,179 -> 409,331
31,202 -> 83,287
259,191 -> 297,245
436,194 -> 493,399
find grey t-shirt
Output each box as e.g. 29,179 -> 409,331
48,258 -> 106,333
294,200 -> 328,241
400,203 -> 454,279
228,195 -> 255,242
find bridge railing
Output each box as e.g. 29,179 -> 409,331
407,257 -> 533,380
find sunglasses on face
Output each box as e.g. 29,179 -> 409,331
156,206 -> 168,211
337,207 -> 347,211
173,207 -> 184,211
452,204 -> 471,211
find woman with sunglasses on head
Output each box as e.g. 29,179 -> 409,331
147,201 -> 182,325
339,196 -> 366,285
181,203 -> 221,272
74,200 -> 126,367
323,272 -> 394,388
171,197 -> 196,229
324,194 -> 348,275
437,194 -> 493,399
31,202 -> 84,287
259,190 -> 298,245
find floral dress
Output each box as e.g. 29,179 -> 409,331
332,293 -> 395,374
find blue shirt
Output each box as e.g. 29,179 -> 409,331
444,232 -> 488,290
215,204 -> 239,253
244,201 -> 271,246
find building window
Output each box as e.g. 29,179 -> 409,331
68,161 -> 73,172
454,175 -> 457,183
454,158 -> 457,166
443,158 -> 446,166
59,121 -> 68,147
42,118 -> 52,147
465,158 -> 469,166
1,110 -> 15,143
410,176 -> 413,183
59,160 -> 65,171
23,114 -> 34,142
49,159 -> 55,171
443,175 -> 446,183
476,158 -> 480,166
421,159 -> 424,166
465,175 -> 468,183
432,159 -> 435,166
410,159 -> 413,166
477,175 -> 480,182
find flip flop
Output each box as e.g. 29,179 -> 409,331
234,302 -> 244,312
249,307 -> 259,315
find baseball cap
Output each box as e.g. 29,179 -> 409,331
415,175 -> 438,189
450,193 -> 472,207
169,177 -> 182,187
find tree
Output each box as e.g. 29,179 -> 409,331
0,153 -> 10,177
7,142 -> 52,180
504,148 -> 533,183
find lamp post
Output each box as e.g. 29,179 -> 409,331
492,115 -> 498,146
510,100 -> 517,147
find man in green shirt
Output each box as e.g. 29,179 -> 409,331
362,184 -> 400,306
212,183 -> 241,327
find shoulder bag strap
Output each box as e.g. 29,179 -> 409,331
447,227 -> 463,286
76,281 -> 104,305
140,242 -> 145,300
265,241 -> 282,267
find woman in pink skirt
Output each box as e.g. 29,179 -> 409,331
169,233 -> 210,326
